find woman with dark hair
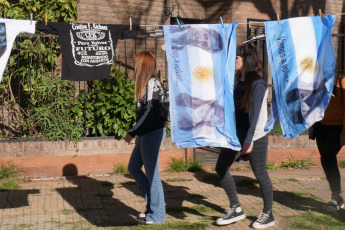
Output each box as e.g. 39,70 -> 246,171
124,51 -> 168,224
215,44 -> 274,229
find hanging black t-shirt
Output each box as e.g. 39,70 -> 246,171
37,21 -> 137,81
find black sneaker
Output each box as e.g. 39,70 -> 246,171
322,196 -> 344,212
216,205 -> 246,226
252,211 -> 275,229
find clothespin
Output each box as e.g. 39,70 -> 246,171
319,9 -> 323,19
45,13 -> 48,25
220,16 -> 224,28
176,18 -> 182,29
130,18 -> 132,31
277,14 -> 280,26
29,3 -> 33,25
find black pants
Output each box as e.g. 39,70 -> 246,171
215,133 -> 273,212
314,123 -> 343,193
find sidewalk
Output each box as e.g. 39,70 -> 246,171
0,168 -> 344,230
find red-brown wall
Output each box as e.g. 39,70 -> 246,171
1,136 -> 345,177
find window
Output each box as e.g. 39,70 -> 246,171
247,18 -> 272,104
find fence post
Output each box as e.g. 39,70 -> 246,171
185,148 -> 188,167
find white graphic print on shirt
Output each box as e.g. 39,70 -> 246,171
0,19 -> 36,82
70,23 -> 114,67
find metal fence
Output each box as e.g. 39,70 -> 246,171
0,29 -> 167,140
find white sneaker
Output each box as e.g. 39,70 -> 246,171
216,205 -> 246,226
322,196 -> 344,212
138,218 -> 154,224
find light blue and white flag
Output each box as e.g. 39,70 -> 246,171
265,15 -> 336,139
163,23 -> 241,150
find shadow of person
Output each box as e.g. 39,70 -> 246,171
0,189 -> 39,209
273,190 -> 345,224
0,165 -> 39,209
56,164 -> 139,227
194,171 -> 345,224
163,180 -> 224,219
121,173 -> 224,220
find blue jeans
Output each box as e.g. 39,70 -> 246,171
128,128 -> 166,223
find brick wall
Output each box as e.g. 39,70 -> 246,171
76,0 -> 345,79
1,135 -> 345,177
0,137 -> 190,177
205,0 -> 343,45
77,0 -> 207,81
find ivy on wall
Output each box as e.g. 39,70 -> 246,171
0,0 -> 136,141
0,0 -> 78,22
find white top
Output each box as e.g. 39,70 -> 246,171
0,19 -> 36,82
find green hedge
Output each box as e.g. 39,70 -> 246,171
0,0 -> 136,141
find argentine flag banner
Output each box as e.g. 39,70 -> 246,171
265,15 -> 336,139
163,24 -> 241,150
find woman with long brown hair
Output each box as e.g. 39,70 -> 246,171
124,51 -> 168,224
215,44 -> 274,229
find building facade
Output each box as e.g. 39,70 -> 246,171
76,0 -> 345,80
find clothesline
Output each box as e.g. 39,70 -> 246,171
139,12 -> 345,27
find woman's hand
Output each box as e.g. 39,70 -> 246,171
241,142 -> 253,155
124,134 -> 134,144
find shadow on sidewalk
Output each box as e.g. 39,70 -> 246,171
121,174 -> 224,220
0,189 -> 39,209
193,171 -> 345,223
273,190 -> 345,223
56,164 -> 139,227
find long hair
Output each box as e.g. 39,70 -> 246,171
236,43 -> 263,112
134,51 -> 158,101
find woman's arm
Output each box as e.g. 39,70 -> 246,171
243,81 -> 268,153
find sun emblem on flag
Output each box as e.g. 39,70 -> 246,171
192,66 -> 213,82
299,57 -> 316,73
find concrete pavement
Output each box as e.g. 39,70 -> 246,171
0,167 -> 344,229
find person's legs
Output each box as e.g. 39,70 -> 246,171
248,134 -> 272,213
315,124 -> 344,211
128,137 -> 151,213
215,148 -> 241,207
140,128 -> 166,223
215,148 -> 244,225
248,134 -> 275,229
315,124 -> 342,194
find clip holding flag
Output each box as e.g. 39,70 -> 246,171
220,16 -> 224,28
176,18 -> 182,29
319,9 -> 323,19
130,18 -> 132,31
45,13 -> 48,25
30,13 -> 33,25
277,14 -> 280,26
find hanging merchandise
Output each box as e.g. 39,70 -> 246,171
163,23 -> 241,150
0,19 -> 36,82
265,15 -> 336,139
36,21 -> 137,81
